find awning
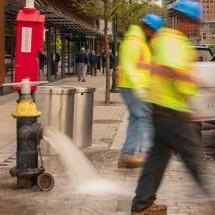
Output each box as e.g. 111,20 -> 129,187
5,1 -> 101,36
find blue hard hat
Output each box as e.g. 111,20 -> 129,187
173,0 -> 203,22
140,14 -> 164,31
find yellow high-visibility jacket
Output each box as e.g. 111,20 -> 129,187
146,27 -> 198,112
118,25 -> 151,89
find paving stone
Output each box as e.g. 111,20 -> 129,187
1,75 -> 215,215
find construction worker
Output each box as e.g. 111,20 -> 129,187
117,15 -> 164,168
131,1 -> 207,215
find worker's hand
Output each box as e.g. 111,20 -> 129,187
133,88 -> 146,100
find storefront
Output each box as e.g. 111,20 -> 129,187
1,0 -> 101,95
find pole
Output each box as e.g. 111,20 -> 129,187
67,39 -> 70,75
25,0 -> 34,8
104,0 -> 110,104
54,28 -> 57,79
0,0 -> 5,92
110,5 -> 120,93
61,31 -> 65,77
46,27 -> 52,81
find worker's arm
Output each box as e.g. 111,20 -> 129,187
120,39 -> 150,90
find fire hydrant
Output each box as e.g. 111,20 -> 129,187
3,79 -> 54,191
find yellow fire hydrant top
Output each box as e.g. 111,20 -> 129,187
12,100 -> 41,118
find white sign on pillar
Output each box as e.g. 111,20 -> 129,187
21,27 -> 32,53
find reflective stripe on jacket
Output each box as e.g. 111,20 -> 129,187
117,25 -> 151,89
145,28 -> 198,112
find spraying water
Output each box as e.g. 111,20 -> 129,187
44,127 -> 96,185
44,127 -> 133,196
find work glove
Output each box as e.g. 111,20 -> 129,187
133,88 -> 146,101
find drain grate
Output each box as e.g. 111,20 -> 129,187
8,157 -> 16,160
94,101 -> 124,106
0,156 -> 16,168
0,163 -> 8,167
4,160 -> 13,163
94,119 -> 122,124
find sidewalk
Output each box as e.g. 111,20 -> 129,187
0,74 -> 215,215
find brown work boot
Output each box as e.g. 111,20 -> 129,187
117,155 -> 144,168
131,203 -> 167,215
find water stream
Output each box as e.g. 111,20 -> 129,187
43,127 -> 132,196
44,127 -> 96,185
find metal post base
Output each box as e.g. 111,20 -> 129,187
17,176 -> 36,189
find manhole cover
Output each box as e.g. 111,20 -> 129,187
94,119 -> 122,124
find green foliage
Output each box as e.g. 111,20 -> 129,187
112,0 -> 161,31
71,0 -> 104,17
72,0 -> 161,31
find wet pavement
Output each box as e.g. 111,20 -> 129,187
0,74 -> 215,215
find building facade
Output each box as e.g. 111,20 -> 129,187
1,0 -> 102,95
201,0 -> 215,45
167,0 -> 215,46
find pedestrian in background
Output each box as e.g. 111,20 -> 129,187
96,51 -> 101,72
117,15 -> 163,168
55,51 -> 60,77
131,2 -> 208,215
76,47 -> 88,82
101,49 -> 107,75
39,51 -> 47,76
51,51 -> 60,77
109,49 -> 114,76
89,50 -> 98,76
86,49 -> 91,76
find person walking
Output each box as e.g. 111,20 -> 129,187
51,51 -> 60,77
117,15 -> 164,168
86,49 -> 91,76
101,49 -> 107,75
39,51 -> 47,77
109,49 -> 114,76
76,47 -> 88,82
89,50 -> 98,76
131,2 -> 207,215
96,51 -> 101,72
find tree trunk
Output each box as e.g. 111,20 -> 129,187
104,0 -> 110,104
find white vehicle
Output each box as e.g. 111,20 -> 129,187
190,46 -> 215,122
193,45 -> 213,62
191,62 -> 215,122
190,46 -> 215,157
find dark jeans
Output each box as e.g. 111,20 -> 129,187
131,105 -> 205,212
90,64 -> 97,76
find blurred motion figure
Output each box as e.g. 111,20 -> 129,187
117,15 -> 163,168
131,1 -> 208,215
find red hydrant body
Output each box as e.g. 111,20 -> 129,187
15,7 -> 45,91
